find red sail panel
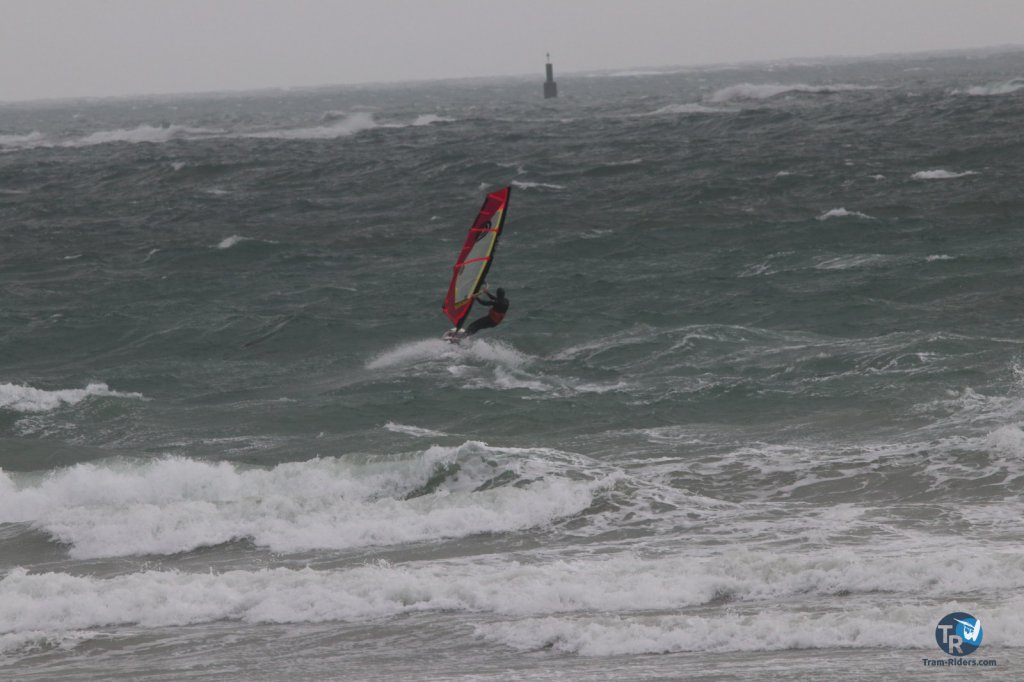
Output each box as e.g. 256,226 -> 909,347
442,187 -> 511,328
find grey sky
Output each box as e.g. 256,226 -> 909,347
2,0 -> 1023,102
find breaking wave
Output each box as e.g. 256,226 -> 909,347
0,443 -> 612,558
709,83 -> 875,103
0,382 -> 143,413
911,169 -> 978,180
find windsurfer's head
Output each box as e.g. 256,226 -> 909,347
496,287 -> 506,298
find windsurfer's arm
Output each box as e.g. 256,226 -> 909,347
475,288 -> 495,302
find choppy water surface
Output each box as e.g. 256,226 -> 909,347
3,50 -> 1024,679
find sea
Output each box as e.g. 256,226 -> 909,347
2,49 -> 1024,680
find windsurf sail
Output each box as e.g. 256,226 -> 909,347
442,186 -> 511,329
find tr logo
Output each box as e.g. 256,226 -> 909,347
935,612 -> 983,656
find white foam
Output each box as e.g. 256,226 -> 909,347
816,208 -> 874,221
0,443 -> 601,558
366,338 -> 530,371
411,114 -> 455,126
738,262 -> 774,277
366,338 -> 459,370
926,254 -> 954,262
510,180 -> 565,191
646,103 -> 729,115
552,329 -> 652,362
460,339 -> 531,369
0,382 -> 143,413
0,131 -> 47,149
911,169 -> 978,180
709,83 -> 874,103
68,124 -> 219,147
983,424 -> 1024,456
242,112 -> 378,140
814,254 -> 890,271
955,79 -> 1024,96
487,367 -> 551,393
216,235 -> 246,249
470,366 -> 627,397
603,68 -> 690,78
477,601 -> 1024,655
383,422 -> 448,438
0,628 -> 93,655
4,550 -> 1024,650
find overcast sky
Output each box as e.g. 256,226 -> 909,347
2,0 -> 1023,102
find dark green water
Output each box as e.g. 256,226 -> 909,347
2,50 -> 1023,679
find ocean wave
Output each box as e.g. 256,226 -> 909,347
68,124 -> 222,147
814,254 -> 892,271
816,208 -> 874,221
366,338 -> 531,371
645,103 -> 731,115
216,235 -> 246,249
241,112 -> 379,139
0,131 -> 47,150
464,365 -> 629,397
477,600 -> 1024,655
709,83 -> 875,103
3,550 -> 1023,651
410,114 -> 455,126
510,180 -> 565,191
600,68 -> 691,78
0,443 -> 608,558
1,112 -> 451,152
955,78 -> 1024,96
911,169 -> 978,180
0,124 -> 224,149
0,382 -> 143,413
383,422 -> 448,438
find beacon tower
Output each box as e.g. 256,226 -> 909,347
543,53 -> 558,99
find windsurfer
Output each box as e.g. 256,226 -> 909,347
462,286 -> 509,336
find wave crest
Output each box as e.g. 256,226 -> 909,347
709,83 -> 875,103
0,382 -> 143,413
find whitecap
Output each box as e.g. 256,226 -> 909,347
383,422 -> 448,438
0,444 -> 601,558
645,103 -> 730,115
510,180 -> 565,191
0,382 -> 143,413
955,78 -> 1024,96
410,114 -> 455,126
816,208 -> 874,221
66,124 -> 220,147
5,549 -> 1024,645
0,131 -> 48,150
241,112 -> 378,140
911,169 -> 977,180
216,235 -> 246,249
709,83 -> 875,103
814,254 -> 890,270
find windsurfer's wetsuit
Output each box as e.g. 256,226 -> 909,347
464,290 -> 509,336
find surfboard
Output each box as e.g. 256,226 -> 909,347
442,327 -> 465,344
442,187 -> 510,340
